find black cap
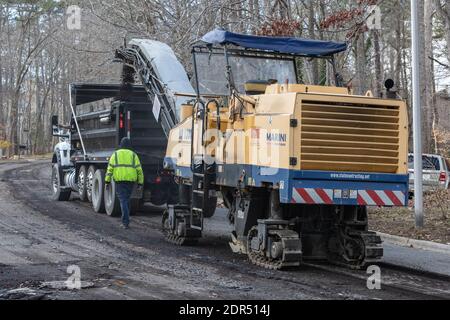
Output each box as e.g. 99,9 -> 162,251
119,137 -> 132,150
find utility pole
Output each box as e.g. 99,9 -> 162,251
411,0 -> 424,228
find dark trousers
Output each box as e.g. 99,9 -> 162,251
116,183 -> 134,226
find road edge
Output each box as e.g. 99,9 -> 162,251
377,232 -> 450,254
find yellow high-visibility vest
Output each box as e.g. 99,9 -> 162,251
105,149 -> 144,185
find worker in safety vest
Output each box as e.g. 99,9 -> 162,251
105,137 -> 144,229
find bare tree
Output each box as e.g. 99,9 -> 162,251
1,0 -> 449,155
434,0 -> 450,64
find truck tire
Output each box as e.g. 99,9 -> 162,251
203,196 -> 217,218
78,165 -> 88,202
86,165 -> 96,203
104,179 -> 121,217
51,164 -> 71,201
92,169 -> 106,213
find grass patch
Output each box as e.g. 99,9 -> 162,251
369,190 -> 450,244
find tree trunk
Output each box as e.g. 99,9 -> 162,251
395,16 -> 402,90
355,33 -> 367,95
420,0 -> 435,153
372,29 -> 383,97
9,90 -> 20,156
308,0 -> 319,84
434,0 -> 450,64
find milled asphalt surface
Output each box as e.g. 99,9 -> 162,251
0,160 -> 448,300
383,244 -> 450,277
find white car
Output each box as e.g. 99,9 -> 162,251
408,153 -> 450,193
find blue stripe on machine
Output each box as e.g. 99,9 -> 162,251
169,161 -> 409,205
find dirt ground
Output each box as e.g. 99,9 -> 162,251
369,192 -> 450,244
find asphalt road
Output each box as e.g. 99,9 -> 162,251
0,160 -> 448,300
383,243 -> 450,277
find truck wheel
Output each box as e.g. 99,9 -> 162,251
51,164 -> 71,201
104,180 -> 121,217
78,165 -> 88,202
203,196 -> 217,218
92,169 -> 106,213
86,165 -> 96,203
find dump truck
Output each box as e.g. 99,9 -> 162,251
162,29 -> 410,270
50,40 -> 195,215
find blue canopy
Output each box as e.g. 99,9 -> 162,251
201,29 -> 347,57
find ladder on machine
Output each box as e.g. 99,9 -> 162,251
190,100 -> 217,231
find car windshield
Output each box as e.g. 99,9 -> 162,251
194,52 -> 297,95
408,155 -> 441,170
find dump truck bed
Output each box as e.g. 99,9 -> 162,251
69,84 -> 168,189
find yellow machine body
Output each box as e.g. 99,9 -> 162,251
166,84 -> 408,177
161,31 -> 409,270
